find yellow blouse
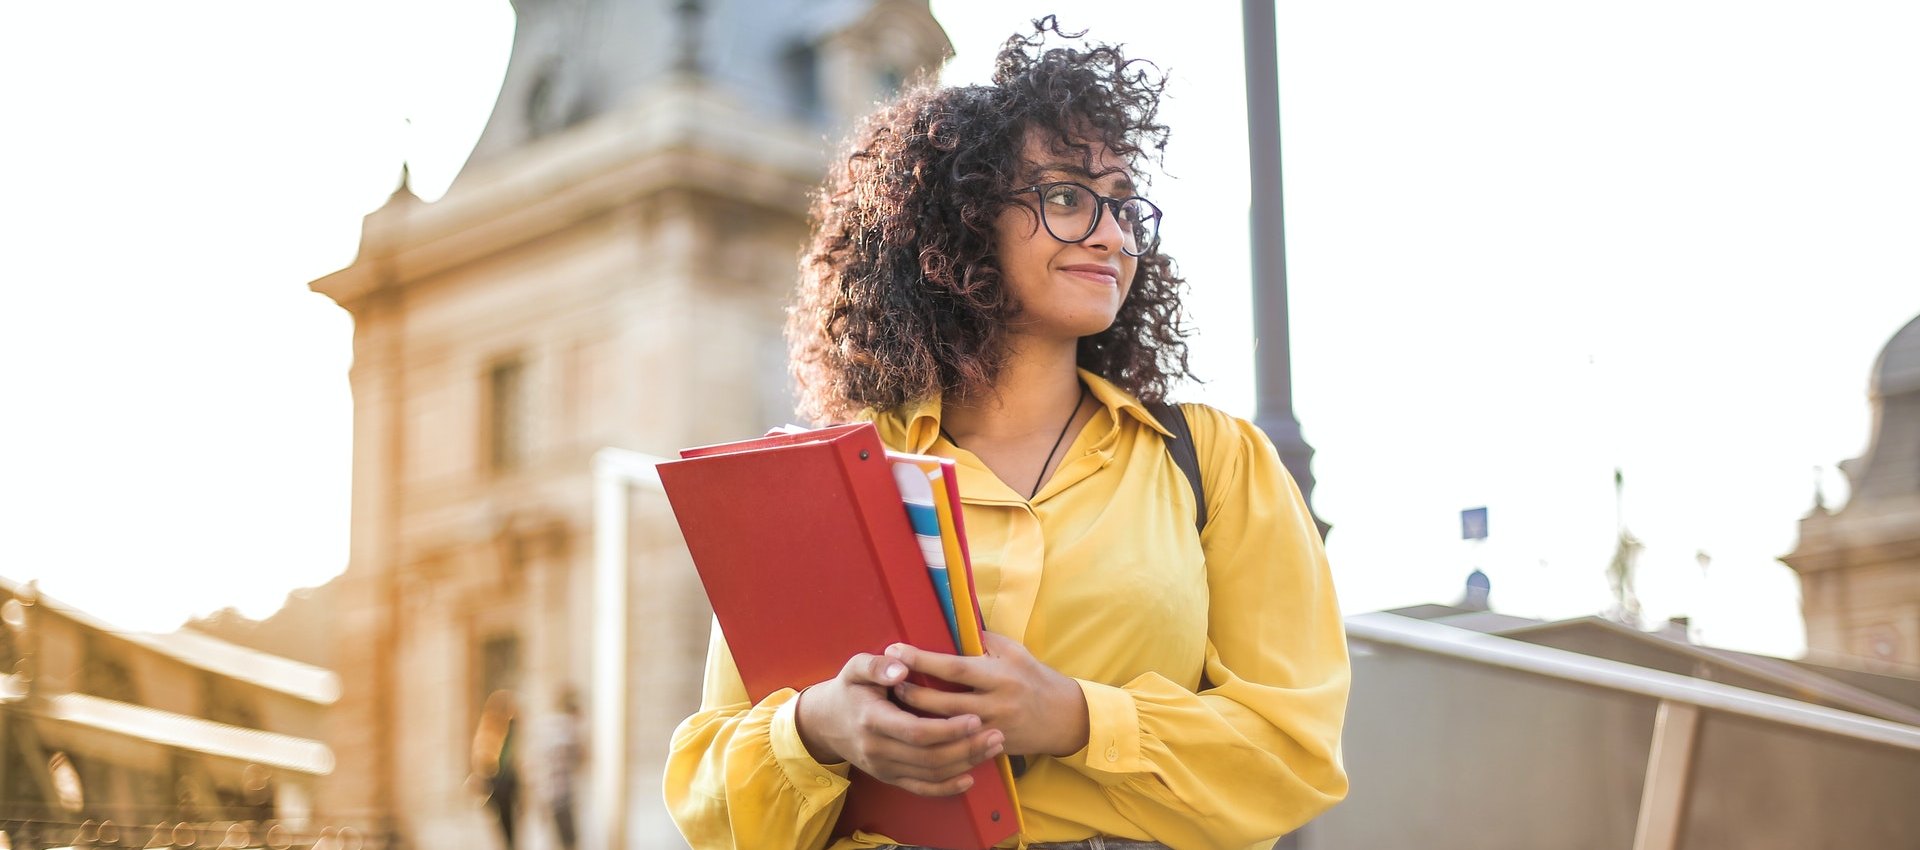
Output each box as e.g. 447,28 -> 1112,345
666,370 -> 1349,850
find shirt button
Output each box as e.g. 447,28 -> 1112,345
814,776 -> 832,787
1105,747 -> 1119,762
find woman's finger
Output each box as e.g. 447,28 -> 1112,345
863,728 -> 1003,782
978,630 -> 1024,658
839,652 -> 910,688
886,642 -> 993,688
865,704 -> 979,748
891,679 -> 980,719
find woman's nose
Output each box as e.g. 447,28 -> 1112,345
1083,200 -> 1127,253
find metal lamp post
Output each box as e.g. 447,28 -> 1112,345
1243,0 -> 1328,541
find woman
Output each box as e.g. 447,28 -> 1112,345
666,19 -> 1348,850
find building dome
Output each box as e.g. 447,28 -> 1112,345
1873,312 -> 1920,398
1842,310 -> 1920,504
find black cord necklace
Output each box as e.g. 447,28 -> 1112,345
941,384 -> 1089,501
1031,385 -> 1088,499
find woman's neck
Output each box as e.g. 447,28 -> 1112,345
941,335 -> 1083,443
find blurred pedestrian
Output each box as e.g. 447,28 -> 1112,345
470,690 -> 519,849
540,687 -> 585,850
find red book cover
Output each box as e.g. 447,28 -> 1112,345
659,423 -> 1019,850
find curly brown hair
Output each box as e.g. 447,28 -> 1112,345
786,17 -> 1195,423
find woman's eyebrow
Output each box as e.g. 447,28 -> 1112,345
1032,162 -> 1137,194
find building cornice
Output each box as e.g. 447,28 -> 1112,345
1784,495 -> 1920,573
0,575 -> 341,705
313,79 -> 829,312
24,691 -> 335,775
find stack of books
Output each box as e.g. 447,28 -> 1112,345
660,423 -> 1021,850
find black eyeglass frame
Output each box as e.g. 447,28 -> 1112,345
1010,181 -> 1164,258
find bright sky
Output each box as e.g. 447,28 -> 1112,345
5,2 -> 1917,660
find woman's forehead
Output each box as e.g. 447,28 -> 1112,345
1018,132 -> 1136,189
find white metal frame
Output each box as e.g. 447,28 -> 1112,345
587,446 -> 670,850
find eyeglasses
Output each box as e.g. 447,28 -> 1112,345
1011,181 -> 1162,257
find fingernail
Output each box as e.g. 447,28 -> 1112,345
958,776 -> 974,791
886,663 -> 905,679
886,644 -> 906,659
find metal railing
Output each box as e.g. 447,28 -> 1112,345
2,818 -> 364,850
1344,611 -> 1920,753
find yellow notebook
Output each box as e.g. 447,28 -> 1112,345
931,470 -> 985,655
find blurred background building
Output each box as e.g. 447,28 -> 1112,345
306,0 -> 946,846
0,576 -> 340,848
1784,313 -> 1920,670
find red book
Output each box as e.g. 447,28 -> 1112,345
659,423 -> 1020,850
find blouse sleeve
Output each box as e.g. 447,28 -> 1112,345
664,622 -> 855,850
1057,406 -> 1350,849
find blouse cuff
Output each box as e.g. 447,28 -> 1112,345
1065,678 -> 1144,781
770,694 -> 853,807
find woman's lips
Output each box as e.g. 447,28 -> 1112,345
1059,264 -> 1119,285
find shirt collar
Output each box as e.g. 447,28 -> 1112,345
1079,368 -> 1176,438
868,368 -> 1173,452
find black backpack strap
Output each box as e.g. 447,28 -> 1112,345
1146,401 -> 1207,536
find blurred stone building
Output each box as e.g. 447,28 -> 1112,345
308,1 -> 949,846
1,576 -> 339,848
1786,312 -> 1920,670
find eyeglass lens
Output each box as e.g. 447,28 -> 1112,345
1035,183 -> 1159,256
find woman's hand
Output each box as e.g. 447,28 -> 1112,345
794,651 -> 1006,797
887,632 -> 1091,758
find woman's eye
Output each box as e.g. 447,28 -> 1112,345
1043,186 -> 1082,207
